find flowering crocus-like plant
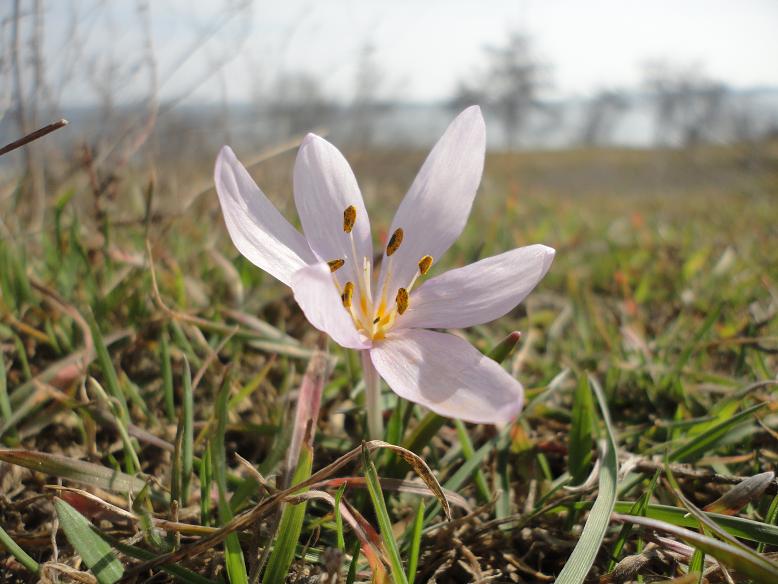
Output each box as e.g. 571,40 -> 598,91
215,106 -> 554,438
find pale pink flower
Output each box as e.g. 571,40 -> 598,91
215,106 -> 554,435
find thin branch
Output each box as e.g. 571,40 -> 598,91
0,118 -> 68,157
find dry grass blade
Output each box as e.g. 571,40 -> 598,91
309,477 -> 471,513
125,439 -> 450,576
555,375 -> 618,584
704,471 -> 775,515
0,449 -> 151,497
612,513 -> 778,584
288,489 -> 388,574
286,347 -> 329,479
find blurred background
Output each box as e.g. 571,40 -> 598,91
2,0 -> 777,174
0,0 -> 776,303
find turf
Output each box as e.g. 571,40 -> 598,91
0,142 -> 776,582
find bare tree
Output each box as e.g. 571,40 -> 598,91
349,42 -> 390,147
643,61 -> 728,147
578,89 -> 629,146
269,72 -> 336,138
451,32 -> 551,149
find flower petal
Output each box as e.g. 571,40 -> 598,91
398,245 -> 555,330
293,134 -> 373,288
291,263 -> 370,350
377,106 -> 485,308
215,146 -> 316,286
370,329 -> 522,424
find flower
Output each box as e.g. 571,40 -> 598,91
215,106 -> 554,428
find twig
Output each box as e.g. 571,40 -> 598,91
622,455 -> 778,495
0,118 -> 68,157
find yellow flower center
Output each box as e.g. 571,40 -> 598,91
330,206 -> 433,341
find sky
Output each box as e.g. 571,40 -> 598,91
36,0 -> 778,106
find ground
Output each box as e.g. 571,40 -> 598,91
0,142 -> 777,582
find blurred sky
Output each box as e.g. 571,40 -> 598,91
43,0 -> 778,105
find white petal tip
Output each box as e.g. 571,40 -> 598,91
217,144 -> 235,161
301,133 -> 322,146
460,104 -> 484,122
539,245 -> 556,273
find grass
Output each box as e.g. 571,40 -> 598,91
0,141 -> 776,582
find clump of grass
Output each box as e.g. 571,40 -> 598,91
0,143 -> 776,581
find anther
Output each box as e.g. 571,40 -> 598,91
395,287 -> 409,315
386,228 -> 404,256
418,255 -> 433,275
341,282 -> 354,308
373,317 -> 380,324
327,259 -> 345,272
343,205 -> 357,233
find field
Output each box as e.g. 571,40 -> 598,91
1,140 -> 777,582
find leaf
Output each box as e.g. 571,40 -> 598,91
363,443 -> 409,584
181,357 -> 194,504
263,446 -> 314,583
669,402 -> 766,462
612,513 -> 778,584
407,501 -> 425,584
288,488 -> 387,577
704,471 -> 775,515
86,310 -> 129,421
566,501 -> 778,547
0,523 -> 39,575
487,330 -> 522,363
54,497 -> 124,584
0,449 -> 153,497
569,375 -> 596,485
454,419 -> 491,503
214,376 -> 248,584
555,374 -> 618,584
111,538 -> 219,584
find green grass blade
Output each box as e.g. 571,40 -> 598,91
0,449 -> 154,498
0,352 -> 17,443
454,419 -> 491,503
607,469 -> 660,571
487,330 -> 522,363
214,376 -> 248,584
160,327 -> 175,421
362,443 -> 409,584
0,523 -> 39,575
54,497 -> 124,584
669,402 -> 766,463
181,357 -> 194,504
568,500 -> 778,547
613,513 -> 778,584
407,500 -> 425,584
555,374 -> 618,584
334,483 -> 347,552
199,443 -> 212,526
345,538 -> 360,584
568,374 -> 595,485
111,538 -> 219,584
402,412 -> 446,455
88,378 -> 141,473
262,445 -> 313,583
86,310 -> 129,421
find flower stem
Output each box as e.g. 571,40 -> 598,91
360,350 -> 383,439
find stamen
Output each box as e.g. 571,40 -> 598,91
341,282 -> 354,308
418,255 -> 433,275
343,205 -> 357,233
386,228 -> 404,256
395,287 -> 409,315
327,258 -> 345,272
373,317 -> 380,324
